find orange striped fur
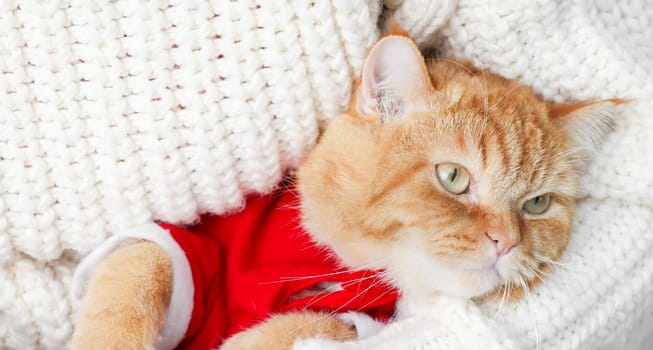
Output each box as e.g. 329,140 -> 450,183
298,34 -> 618,301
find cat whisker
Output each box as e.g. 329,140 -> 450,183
259,261 -> 386,285
533,253 -> 571,269
526,265 -> 552,290
489,83 -> 528,110
277,216 -> 305,234
327,277 -> 396,322
432,57 -> 475,75
298,271 -> 388,310
478,61 -> 490,122
258,271 -> 353,285
518,275 -> 541,350
275,202 -> 302,211
329,277 -> 385,312
493,281 -> 510,320
300,288 -> 342,311
285,277 -> 389,337
354,287 -> 393,314
273,195 -> 304,212
296,277 -> 381,313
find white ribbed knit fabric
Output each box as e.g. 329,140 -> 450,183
1,1 -> 651,349
0,1 -> 381,348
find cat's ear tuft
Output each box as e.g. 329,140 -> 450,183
549,99 -> 626,157
355,35 -> 432,122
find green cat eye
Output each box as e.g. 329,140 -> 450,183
523,194 -> 551,215
435,163 -> 470,194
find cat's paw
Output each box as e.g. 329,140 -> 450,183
219,330 -> 269,350
291,313 -> 384,350
219,312 -> 356,350
71,332 -> 154,350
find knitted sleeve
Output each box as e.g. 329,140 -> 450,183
0,2 -> 382,348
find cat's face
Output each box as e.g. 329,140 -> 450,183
298,34 -> 616,300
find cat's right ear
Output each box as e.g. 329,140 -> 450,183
354,35 -> 433,122
548,99 -> 627,154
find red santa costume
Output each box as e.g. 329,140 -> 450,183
72,185 -> 399,349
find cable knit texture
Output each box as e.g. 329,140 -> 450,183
0,1 -> 651,349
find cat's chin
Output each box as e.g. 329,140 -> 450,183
377,236 -> 505,300
395,262 -> 502,300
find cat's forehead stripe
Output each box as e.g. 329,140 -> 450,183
480,116 -> 512,172
474,112 -> 555,198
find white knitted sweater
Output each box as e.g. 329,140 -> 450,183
1,1 -> 651,349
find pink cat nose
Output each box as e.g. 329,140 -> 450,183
486,231 -> 519,257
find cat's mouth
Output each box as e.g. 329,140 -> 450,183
456,260 -> 497,272
447,248 -> 517,282
428,256 -> 514,298
454,262 -> 501,280
443,255 -> 500,273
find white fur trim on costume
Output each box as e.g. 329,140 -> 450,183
71,224 -> 194,350
336,312 -> 385,338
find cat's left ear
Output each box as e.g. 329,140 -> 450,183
548,99 -> 627,154
354,35 -> 433,122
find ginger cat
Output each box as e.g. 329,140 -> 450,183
71,29 -> 619,350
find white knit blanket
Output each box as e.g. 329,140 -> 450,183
1,1 -> 651,349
